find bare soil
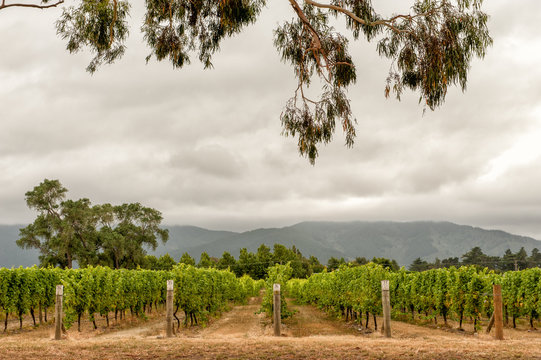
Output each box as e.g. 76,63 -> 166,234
1,297 -> 540,359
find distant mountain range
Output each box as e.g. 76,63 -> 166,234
1,221 -> 540,268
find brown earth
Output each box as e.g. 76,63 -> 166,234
1,297 -> 541,359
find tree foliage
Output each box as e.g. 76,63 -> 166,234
1,0 -> 492,163
17,179 -> 168,269
409,246 -> 541,272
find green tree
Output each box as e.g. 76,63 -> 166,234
271,244 -> 310,278
351,257 -> 368,266
516,247 -> 528,270
17,179 -> 168,269
441,256 -> 460,268
17,179 -> 97,268
327,256 -> 345,271
308,255 -> 325,273
95,202 -> 169,269
61,199 -> 101,267
371,257 -> 399,271
217,251 -> 237,271
157,254 -> 177,270
238,248 -> 258,278
179,252 -> 196,266
272,244 -> 294,265
1,0 -> 491,163
461,246 -> 487,266
528,248 -> 541,268
409,257 -> 430,272
501,249 -> 516,271
255,244 -> 273,279
197,252 -> 215,268
143,255 -> 160,269
290,246 -> 312,279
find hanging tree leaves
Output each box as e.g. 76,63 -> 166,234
2,0 -> 492,163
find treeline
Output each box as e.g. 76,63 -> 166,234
410,246 -> 541,272
144,244 -> 402,280
146,244 -> 325,280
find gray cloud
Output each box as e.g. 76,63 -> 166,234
1,0 -> 541,242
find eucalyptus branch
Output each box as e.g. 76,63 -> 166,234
109,0 -> 118,46
288,0 -> 332,82
0,0 -> 63,10
304,0 -> 443,36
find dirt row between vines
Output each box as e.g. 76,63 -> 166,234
1,297 -> 541,359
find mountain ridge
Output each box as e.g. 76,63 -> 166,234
1,221 -> 540,267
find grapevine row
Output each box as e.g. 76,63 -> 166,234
0,265 -> 263,331
287,264 -> 541,330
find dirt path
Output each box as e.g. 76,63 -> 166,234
100,295 -> 268,340
282,301 -> 359,337
195,296 -> 268,338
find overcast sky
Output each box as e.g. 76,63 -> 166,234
1,0 -> 541,239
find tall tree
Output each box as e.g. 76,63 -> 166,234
501,249 -> 516,272
18,179 -> 80,268
197,252 -> 215,268
178,252 -> 196,266
95,202 -> 169,269
441,257 -> 460,268
143,253 -> 176,270
327,256 -> 345,271
528,248 -> 541,268
515,247 -> 528,270
17,179 -> 168,269
61,199 -> 101,267
238,248 -> 258,278
308,255 -> 325,273
409,257 -> 430,272
217,251 -> 237,270
372,257 -> 399,271
255,244 -> 273,279
461,246 -> 487,266
1,0 -> 492,163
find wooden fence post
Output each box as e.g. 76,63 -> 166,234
54,285 -> 63,340
493,284 -> 504,340
381,280 -> 391,338
273,283 -> 281,336
166,280 -> 174,338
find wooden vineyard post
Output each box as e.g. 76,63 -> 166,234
54,285 -> 63,340
493,284 -> 504,340
381,280 -> 391,338
273,283 -> 281,336
166,280 -> 174,338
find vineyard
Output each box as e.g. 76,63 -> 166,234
287,263 -> 541,331
0,265 -> 262,332
1,263 -> 541,359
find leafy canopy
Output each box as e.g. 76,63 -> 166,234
17,179 -> 168,269
2,0 -> 492,163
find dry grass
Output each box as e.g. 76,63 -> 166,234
1,298 -> 540,360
